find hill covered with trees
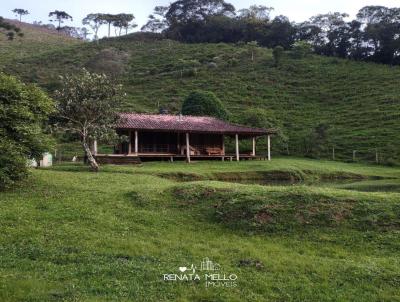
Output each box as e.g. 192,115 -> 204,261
142,2 -> 400,65
0,27 -> 399,164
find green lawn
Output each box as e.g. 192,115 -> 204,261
0,158 -> 399,301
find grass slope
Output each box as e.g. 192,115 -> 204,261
0,19 -> 81,66
1,32 -> 399,162
0,159 -> 400,301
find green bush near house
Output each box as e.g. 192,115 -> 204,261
181,90 -> 229,120
0,73 -> 53,189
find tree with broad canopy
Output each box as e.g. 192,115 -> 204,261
49,10 -> 73,31
0,73 -> 54,189
12,8 -> 29,22
55,69 -> 125,172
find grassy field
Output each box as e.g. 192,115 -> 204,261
0,19 -> 81,66
1,32 -> 400,163
1,158 -> 399,301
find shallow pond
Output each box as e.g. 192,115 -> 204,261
220,178 -> 400,193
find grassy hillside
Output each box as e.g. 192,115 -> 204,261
1,159 -> 399,301
1,32 -> 399,163
0,19 -> 82,65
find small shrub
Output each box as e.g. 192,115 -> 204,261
291,41 -> 312,59
272,46 -> 284,66
227,58 -> 239,67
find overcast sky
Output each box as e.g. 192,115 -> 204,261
1,0 -> 399,38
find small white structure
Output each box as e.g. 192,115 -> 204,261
40,152 -> 53,167
27,153 -> 53,168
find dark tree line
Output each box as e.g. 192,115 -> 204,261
142,1 -> 400,65
297,7 -> 400,64
5,2 -> 400,64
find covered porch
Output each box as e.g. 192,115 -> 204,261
95,131 -> 271,163
94,113 -> 275,164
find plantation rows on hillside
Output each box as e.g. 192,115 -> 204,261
1,34 -> 400,163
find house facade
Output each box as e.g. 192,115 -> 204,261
94,113 -> 275,163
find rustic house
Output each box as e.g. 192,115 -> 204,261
94,113 -> 275,163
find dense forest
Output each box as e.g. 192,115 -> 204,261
142,1 -> 400,65
2,1 -> 399,64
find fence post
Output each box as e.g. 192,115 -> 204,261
332,147 -> 335,160
375,148 -> 379,164
353,150 -> 357,162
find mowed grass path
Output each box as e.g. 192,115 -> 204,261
0,158 -> 399,301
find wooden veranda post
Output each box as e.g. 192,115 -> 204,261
128,131 -> 132,154
235,134 -> 239,161
134,131 -> 138,155
186,133 -> 191,163
267,135 -> 271,161
252,137 -> 256,156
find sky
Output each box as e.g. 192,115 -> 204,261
1,0 -> 399,38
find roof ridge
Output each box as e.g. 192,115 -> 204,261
120,112 -> 220,119
117,112 -> 275,135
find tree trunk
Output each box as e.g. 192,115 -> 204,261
82,140 -> 99,172
95,29 -> 99,44
108,23 -> 111,37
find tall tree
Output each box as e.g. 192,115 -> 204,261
247,40 -> 259,61
165,0 -> 235,25
238,5 -> 273,21
82,13 -> 107,41
0,73 -> 54,189
12,8 -> 29,22
357,6 -> 400,64
297,12 -> 350,56
141,6 -> 168,32
55,69 -> 124,172
112,13 -> 136,35
49,10 -> 73,31
99,14 -> 119,37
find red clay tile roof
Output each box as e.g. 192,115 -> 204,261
117,113 -> 275,136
